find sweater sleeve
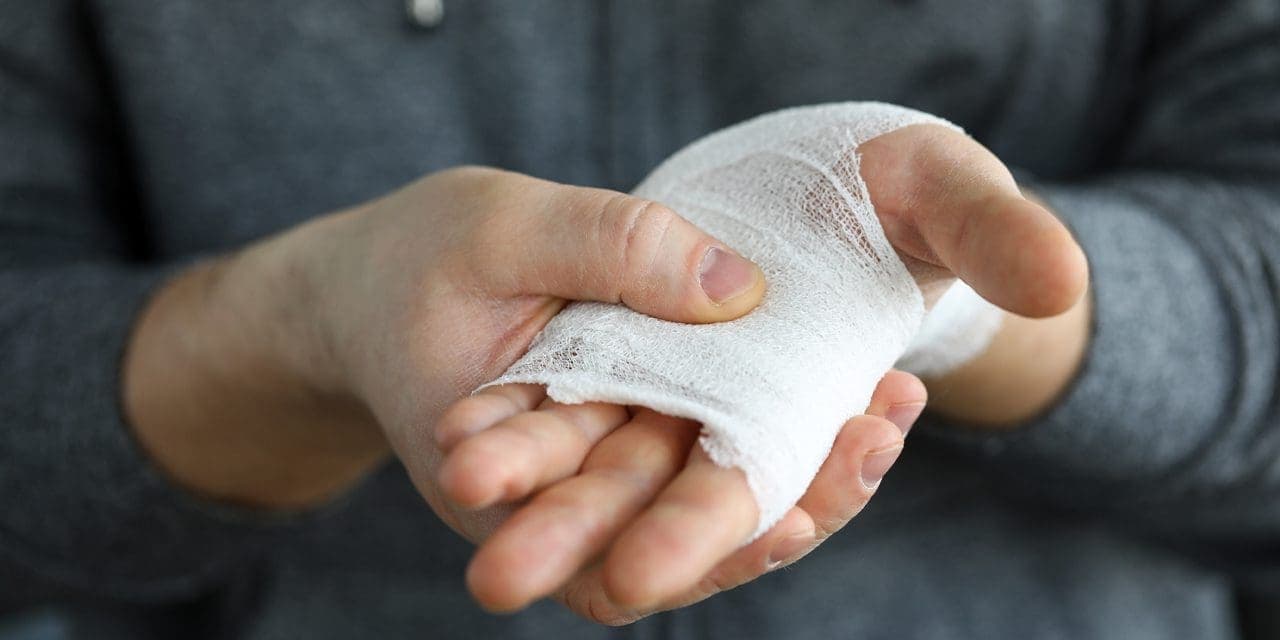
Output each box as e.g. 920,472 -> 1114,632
0,1 -> 313,601
925,0 -> 1280,587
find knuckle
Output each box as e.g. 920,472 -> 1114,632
581,436 -> 671,479
472,198 -> 521,246
597,195 -> 679,294
813,510 -> 855,541
704,571 -> 737,595
461,169 -> 547,237
690,571 -> 737,602
592,602 -> 641,627
819,493 -> 873,540
913,129 -> 1008,195
581,466 -> 663,500
539,411 -> 595,453
457,175 -> 561,284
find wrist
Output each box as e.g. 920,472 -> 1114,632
124,216 -> 388,511
921,289 -> 1092,428
240,211 -> 362,402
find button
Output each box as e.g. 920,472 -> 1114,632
406,0 -> 444,29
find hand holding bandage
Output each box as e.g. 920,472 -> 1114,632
436,104 -> 1087,622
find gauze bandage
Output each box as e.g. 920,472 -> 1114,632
486,103 -> 1001,538
899,280 -> 1003,377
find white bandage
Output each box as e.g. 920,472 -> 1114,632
897,281 -> 1003,377
485,103 -> 1001,537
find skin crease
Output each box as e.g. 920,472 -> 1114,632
122,124 -> 1089,625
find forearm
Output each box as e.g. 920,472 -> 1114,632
122,211 -> 388,510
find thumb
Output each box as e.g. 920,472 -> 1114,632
859,125 -> 1088,318
482,182 -> 766,324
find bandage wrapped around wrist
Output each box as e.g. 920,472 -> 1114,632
486,103 -> 1002,538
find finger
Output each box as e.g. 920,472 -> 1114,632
796,415 -> 904,542
601,442 -> 760,610
563,415 -> 907,622
682,410 -> 913,594
864,369 -> 928,433
553,507 -> 815,626
663,507 -> 815,611
859,125 -> 1088,317
471,173 -> 766,323
438,399 -> 630,509
466,410 -> 700,612
434,384 -> 546,452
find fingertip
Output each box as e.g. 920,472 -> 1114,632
1014,208 -> 1090,318
648,245 -> 766,325
851,417 -> 906,491
868,369 -> 928,417
601,458 -> 759,609
602,502 -> 720,610
696,247 -> 767,321
833,415 -> 906,479
964,198 -> 1088,318
764,508 -> 817,569
1047,226 -> 1090,313
466,548 -> 536,614
438,446 -> 504,510
601,523 -> 678,609
639,253 -> 765,325
795,416 -> 902,539
434,402 -> 480,452
600,570 -> 656,612
714,261 -> 768,321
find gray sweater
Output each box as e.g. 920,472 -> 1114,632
1,1 -> 1278,638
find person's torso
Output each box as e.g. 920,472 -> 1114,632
73,2 -> 1233,638
97,0 -> 1134,257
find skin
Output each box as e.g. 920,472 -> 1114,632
123,124 -> 1089,625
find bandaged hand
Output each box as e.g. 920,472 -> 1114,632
437,105 -> 1087,622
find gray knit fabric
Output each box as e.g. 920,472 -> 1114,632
1,1 -> 1278,638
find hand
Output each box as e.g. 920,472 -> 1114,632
124,123 -> 1087,624
435,125 -> 1089,620
859,126 -> 1092,425
124,166 -> 767,516
303,167 -> 777,538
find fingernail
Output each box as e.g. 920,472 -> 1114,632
766,529 -> 813,570
699,247 -> 758,304
860,443 -> 903,491
885,402 -> 925,436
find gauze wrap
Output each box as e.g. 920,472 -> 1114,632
485,103 -> 1001,538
